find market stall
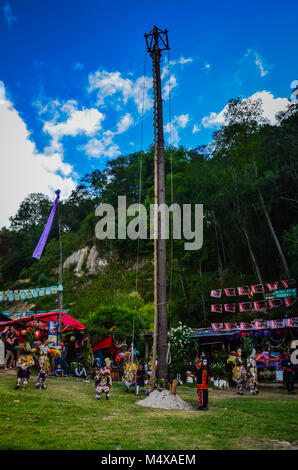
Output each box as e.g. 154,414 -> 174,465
191,317 -> 298,384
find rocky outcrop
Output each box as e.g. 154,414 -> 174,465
63,246 -> 107,276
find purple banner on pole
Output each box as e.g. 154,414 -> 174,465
32,190 -> 60,260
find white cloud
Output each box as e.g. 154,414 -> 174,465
161,56 -> 193,80
178,57 -> 193,65
176,114 -> 189,128
163,75 -> 177,100
255,55 -> 267,77
0,81 -> 6,104
82,131 -> 121,159
88,70 -> 152,113
201,108 -> 226,128
116,113 -> 134,134
164,114 -> 190,145
244,49 -> 269,77
42,100 -> 105,156
0,85 -> 76,228
3,2 -> 17,27
250,91 -> 289,123
161,65 -> 169,80
202,64 -> 211,71
81,111 -> 133,159
43,101 -> 105,139
201,91 -> 289,129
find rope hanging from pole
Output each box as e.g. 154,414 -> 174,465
167,48 -> 174,332
166,48 -> 174,363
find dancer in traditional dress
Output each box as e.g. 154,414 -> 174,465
94,363 -> 112,400
246,358 -> 258,395
35,347 -> 48,390
233,359 -> 246,395
194,355 -> 211,411
15,343 -> 35,390
122,361 -> 137,392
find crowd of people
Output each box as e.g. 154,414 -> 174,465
0,325 -> 92,388
0,325 -> 296,408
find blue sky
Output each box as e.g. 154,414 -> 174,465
0,0 -> 297,226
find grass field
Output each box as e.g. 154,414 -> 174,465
0,371 -> 297,450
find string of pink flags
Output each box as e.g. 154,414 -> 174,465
211,317 -> 298,332
210,279 -> 296,313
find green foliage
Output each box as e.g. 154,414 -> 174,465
86,304 -> 152,340
0,98 -> 297,327
242,335 -> 255,362
168,322 -> 196,376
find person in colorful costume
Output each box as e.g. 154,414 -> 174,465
94,362 -> 112,400
123,361 -> 137,392
246,358 -> 258,395
194,355 -> 211,411
15,343 -> 35,390
35,347 -> 49,390
232,359 -> 246,395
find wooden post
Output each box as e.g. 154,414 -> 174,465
145,26 -> 170,388
170,378 -> 178,395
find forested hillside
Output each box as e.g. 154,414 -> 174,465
0,98 -> 297,329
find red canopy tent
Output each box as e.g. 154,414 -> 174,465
92,335 -> 119,355
0,311 -> 86,331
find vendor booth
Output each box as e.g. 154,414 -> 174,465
191,317 -> 298,384
0,311 -> 86,332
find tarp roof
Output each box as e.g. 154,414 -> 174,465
0,311 -> 86,330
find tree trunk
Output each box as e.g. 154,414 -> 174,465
231,168 -> 265,298
257,187 -> 290,277
199,255 -> 207,325
213,212 -> 224,280
252,159 -> 290,277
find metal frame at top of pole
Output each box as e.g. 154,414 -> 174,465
145,26 -> 170,389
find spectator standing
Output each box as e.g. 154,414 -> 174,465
4,329 -> 17,370
281,352 -> 295,394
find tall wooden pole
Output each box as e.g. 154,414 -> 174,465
58,207 -> 63,341
145,26 -> 170,387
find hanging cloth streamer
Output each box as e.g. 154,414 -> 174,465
33,190 -> 60,260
